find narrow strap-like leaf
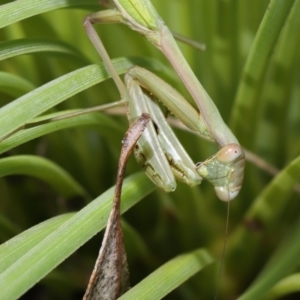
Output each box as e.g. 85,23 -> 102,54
0,58 -> 134,140
0,155 -> 87,197
119,248 -> 213,300
0,0 -> 97,29
0,172 -> 155,300
230,0 -> 294,147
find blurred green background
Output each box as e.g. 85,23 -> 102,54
0,0 -> 300,299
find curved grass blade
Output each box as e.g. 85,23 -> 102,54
0,71 -> 35,97
0,213 -> 74,274
0,56 -> 169,142
121,220 -> 155,266
0,214 -> 21,242
253,0 -> 300,164
238,217 -> 300,300
0,38 -> 89,64
230,0 -> 294,147
0,58 -> 134,141
119,248 -> 214,300
0,155 -> 87,198
264,273 -> 300,300
0,113 -> 123,154
0,0 -> 98,29
227,154 -> 300,279
244,154 -> 300,222
0,172 -> 155,300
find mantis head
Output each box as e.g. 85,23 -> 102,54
195,144 -> 245,202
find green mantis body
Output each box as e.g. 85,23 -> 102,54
84,0 -> 245,201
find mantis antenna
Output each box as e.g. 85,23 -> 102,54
214,201 -> 230,300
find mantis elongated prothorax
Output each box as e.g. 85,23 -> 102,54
83,0 -> 245,201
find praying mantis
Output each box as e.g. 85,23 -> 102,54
83,0 -> 245,202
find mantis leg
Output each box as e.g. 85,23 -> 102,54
84,12 -> 203,192
126,66 -> 245,201
98,0 -> 238,146
126,74 -> 202,188
125,73 -> 176,192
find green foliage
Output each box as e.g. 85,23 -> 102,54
0,0 -> 300,299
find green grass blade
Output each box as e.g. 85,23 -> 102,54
0,71 -> 35,97
0,38 -> 89,63
119,248 -> 214,300
0,0 -> 97,29
0,155 -> 87,197
0,213 -> 74,274
253,0 -> 300,164
0,214 -> 21,241
245,154 -> 300,222
265,273 -> 300,299
122,220 -> 157,267
238,217 -> 300,300
227,154 -> 300,279
0,58 -> 134,141
230,0 -> 294,146
0,113 -> 123,154
0,172 -> 155,300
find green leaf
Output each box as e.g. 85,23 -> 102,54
119,248 -> 214,300
253,0 -> 300,164
0,113 -> 123,154
238,217 -> 300,300
0,155 -> 87,197
0,71 -> 35,97
0,0 -> 98,29
0,214 -> 21,241
0,213 -> 74,274
246,154 -> 300,222
265,273 -> 300,300
230,0 -> 294,147
227,154 -> 300,283
0,38 -> 89,64
0,172 -> 155,300
0,58 -> 134,141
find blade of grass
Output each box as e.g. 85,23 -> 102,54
0,38 -> 89,64
0,213 -> 74,273
0,0 -> 98,29
227,154 -> 300,280
0,172 -> 155,300
0,113 -> 123,154
0,56 -> 170,142
238,216 -> 300,300
0,71 -> 35,97
0,58 -> 134,141
119,248 -> 214,300
0,214 -> 21,241
230,0 -> 294,147
253,0 -> 300,164
265,273 -> 300,300
0,155 -> 87,198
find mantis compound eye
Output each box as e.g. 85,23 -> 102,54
217,144 -> 244,164
216,144 -> 245,201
